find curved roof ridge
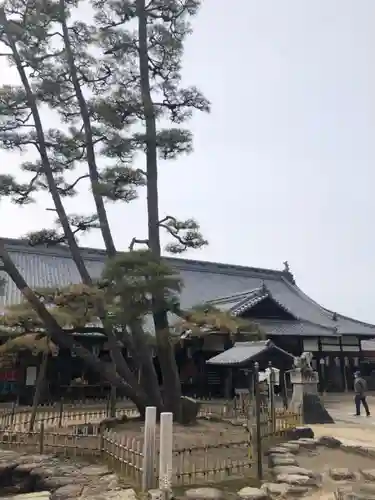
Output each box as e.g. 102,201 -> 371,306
279,276 -> 336,321
1,237 -> 286,279
208,287 -> 263,305
280,276 -> 375,329
325,310 -> 375,329
256,317 -> 336,332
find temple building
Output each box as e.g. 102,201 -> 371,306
0,237 -> 374,400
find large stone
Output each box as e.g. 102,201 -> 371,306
266,447 -> 290,455
17,455 -> 51,464
5,492 -> 51,500
80,474 -> 121,497
278,442 -> 300,454
329,468 -> 357,481
43,475 -> 89,490
30,465 -> 80,479
15,463 -> 47,474
180,397 -> 201,425
292,438 -> 317,450
284,427 -> 314,441
0,459 -> 21,473
52,484 -> 84,499
83,490 -> 138,500
100,490 -> 138,500
317,436 -> 342,448
275,473 -> 317,486
273,465 -> 314,477
79,465 -> 110,477
184,488 -> 224,500
237,487 -> 267,499
261,482 -> 292,498
361,470 -> 375,481
269,455 -> 298,467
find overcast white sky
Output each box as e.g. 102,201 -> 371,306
0,0 -> 375,323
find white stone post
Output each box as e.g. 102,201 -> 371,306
159,412 -> 173,498
142,406 -> 157,491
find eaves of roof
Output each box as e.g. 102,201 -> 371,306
1,237 -> 375,338
206,340 -> 294,366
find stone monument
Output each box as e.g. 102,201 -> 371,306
288,352 -> 334,424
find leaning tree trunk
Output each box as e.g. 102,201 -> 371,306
0,7 -> 91,286
29,350 -> 48,432
59,0 -> 116,259
1,9 -> 143,406
60,2 -> 164,411
136,0 -> 182,421
0,243 -> 148,417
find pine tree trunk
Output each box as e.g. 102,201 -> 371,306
58,4 -> 160,407
136,0 -> 182,421
132,319 -> 164,409
0,8 -> 91,285
59,0 -> 116,258
29,351 -> 48,432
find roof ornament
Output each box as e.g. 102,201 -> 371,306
332,312 -> 337,321
260,280 -> 268,294
282,260 -> 296,284
283,261 -> 290,273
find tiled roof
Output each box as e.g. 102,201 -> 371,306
254,319 -> 340,337
206,340 -> 294,366
207,281 -> 375,337
0,238 -> 288,310
0,237 -> 374,338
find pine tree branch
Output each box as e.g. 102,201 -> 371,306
129,237 -> 149,251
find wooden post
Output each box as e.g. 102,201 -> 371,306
268,362 -> 276,434
106,392 -> 110,417
10,401 -> 16,427
142,406 -> 157,491
58,397 -> 64,428
253,362 -> 263,481
39,422 -> 45,454
159,412 -> 173,499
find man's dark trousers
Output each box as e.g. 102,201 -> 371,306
355,394 -> 370,416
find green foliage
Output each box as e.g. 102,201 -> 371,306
102,250 -> 182,322
0,0 -> 209,255
178,305 -> 265,339
159,216 -> 208,254
93,166 -> 146,202
26,214 -> 100,246
0,332 -> 57,355
0,251 -> 181,330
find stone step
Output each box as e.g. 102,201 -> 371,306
0,492 -> 51,500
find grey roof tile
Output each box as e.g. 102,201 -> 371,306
0,238 -> 374,338
255,319 -> 339,337
206,340 -> 294,366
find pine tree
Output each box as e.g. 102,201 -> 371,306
93,0 -> 210,420
0,0 -> 151,415
0,0 -> 230,424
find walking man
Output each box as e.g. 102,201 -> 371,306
354,371 -> 370,416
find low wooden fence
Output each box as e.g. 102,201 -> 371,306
0,405 -> 140,431
173,440 -> 251,485
0,400 -> 301,488
0,425 -> 144,486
